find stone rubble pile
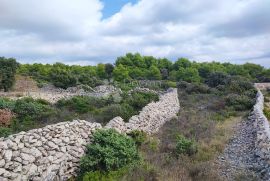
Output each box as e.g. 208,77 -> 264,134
0,120 -> 102,181
5,85 -> 120,104
106,88 -> 180,134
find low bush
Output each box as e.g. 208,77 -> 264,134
264,108 -> 270,120
128,130 -> 147,147
0,98 -> 15,110
177,81 -> 210,94
80,129 -> 140,174
227,78 -> 254,93
0,127 -> 12,138
123,92 -> 159,110
11,117 -> 36,132
82,169 -> 127,181
57,96 -> 111,114
13,97 -> 55,120
175,135 -> 197,156
225,94 -> 255,111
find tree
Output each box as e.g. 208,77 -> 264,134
113,64 -> 130,82
205,72 -> 229,87
50,70 -> 77,89
157,58 -> 172,70
177,67 -> 200,83
243,63 -> 264,79
0,57 -> 19,92
97,64 -> 107,79
105,63 -> 114,79
160,68 -> 169,79
173,58 -> 192,70
129,68 -> 146,80
148,65 -> 161,80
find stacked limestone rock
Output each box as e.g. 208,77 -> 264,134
248,89 -> 270,179
5,85 -> 120,104
0,88 -> 180,181
106,88 -> 180,134
0,120 -> 101,181
250,90 -> 270,160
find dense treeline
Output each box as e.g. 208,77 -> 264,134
114,53 -> 270,82
0,53 -> 269,90
18,63 -> 114,88
15,53 -> 270,89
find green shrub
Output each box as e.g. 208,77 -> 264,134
225,94 -> 255,111
50,70 -> 77,89
13,97 -> 55,120
83,171 -> 115,181
205,72 -> 229,87
57,96 -> 111,114
227,78 -> 254,94
96,103 -> 135,123
123,92 -> 159,110
166,81 -> 177,88
0,127 -> 12,137
95,104 -> 122,123
128,130 -> 147,146
80,129 -> 140,174
264,108 -> 270,120
0,98 -> 15,110
119,103 -> 136,121
11,117 -> 36,132
0,57 -> 19,92
177,81 -> 210,94
175,135 -> 197,156
82,169 -> 127,181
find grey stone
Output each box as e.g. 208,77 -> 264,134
21,153 -> 35,163
4,150 -> 12,161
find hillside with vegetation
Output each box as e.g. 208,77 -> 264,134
0,54 -> 270,180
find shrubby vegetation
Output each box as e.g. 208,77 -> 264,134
175,134 -> 197,156
0,91 -> 159,137
80,129 -> 140,179
0,127 -> 12,138
57,91 -> 158,123
0,97 -> 56,134
1,54 -> 267,180
264,108 -> 270,120
127,130 -> 147,147
18,62 -> 112,88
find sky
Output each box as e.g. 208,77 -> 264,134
0,0 -> 269,67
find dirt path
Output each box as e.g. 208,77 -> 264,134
216,117 -> 267,180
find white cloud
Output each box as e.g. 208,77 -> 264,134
0,0 -> 269,67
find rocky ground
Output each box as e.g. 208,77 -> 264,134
216,116 -> 270,181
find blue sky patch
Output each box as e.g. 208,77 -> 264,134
101,0 -> 138,19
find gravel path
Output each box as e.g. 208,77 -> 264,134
216,117 -> 262,180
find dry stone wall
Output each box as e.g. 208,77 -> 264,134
105,88 -> 180,134
0,88 -> 180,180
0,120 -> 101,181
0,85 -> 120,104
249,89 -> 270,162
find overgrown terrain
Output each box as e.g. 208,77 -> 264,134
0,54 -> 267,180
0,91 -> 158,137
71,75 -> 256,181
